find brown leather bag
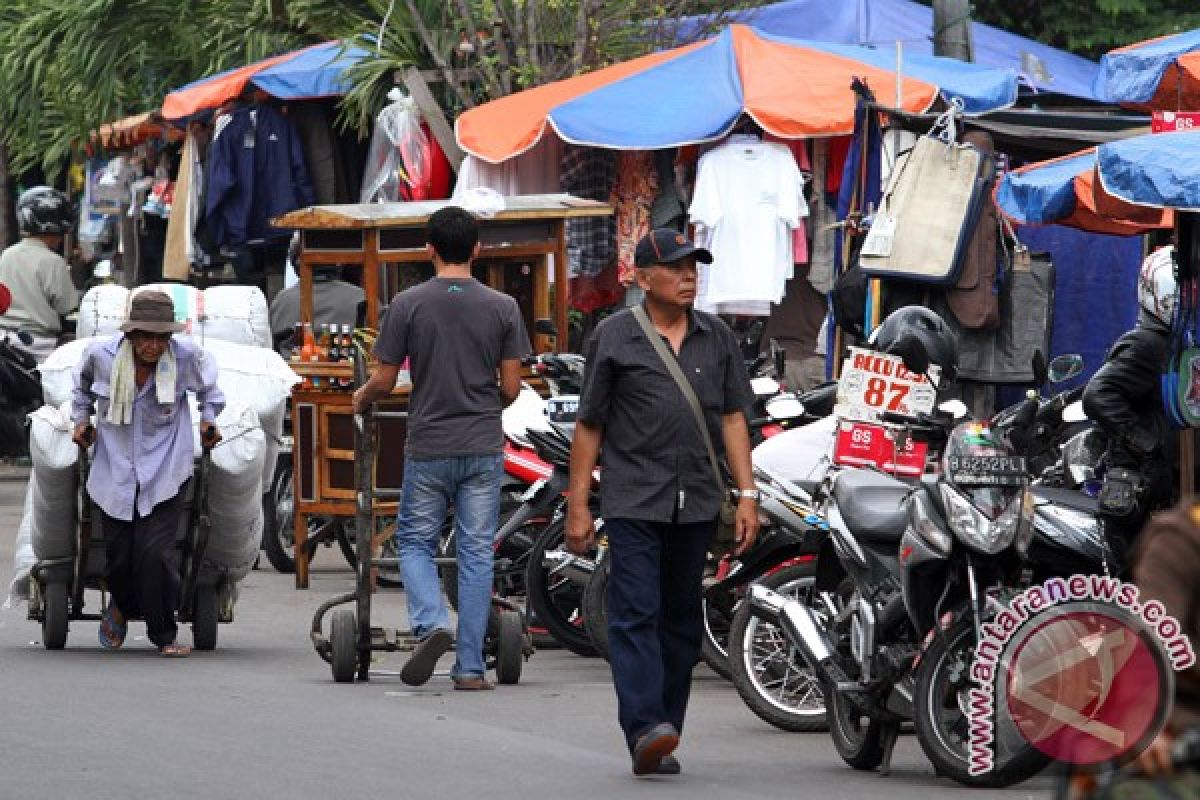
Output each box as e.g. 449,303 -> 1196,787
945,131 -> 1001,330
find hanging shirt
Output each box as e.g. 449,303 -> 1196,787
689,135 -> 807,311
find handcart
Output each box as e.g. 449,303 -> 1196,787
28,442 -> 232,651
309,350 -> 532,683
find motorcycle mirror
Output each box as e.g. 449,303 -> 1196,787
1047,354 -> 1085,384
750,376 -> 780,398
769,337 -> 787,382
765,392 -> 805,421
937,398 -> 969,419
1032,350 -> 1048,387
1062,400 -> 1088,424
534,318 -> 558,337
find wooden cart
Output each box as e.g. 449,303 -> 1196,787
273,194 -> 612,589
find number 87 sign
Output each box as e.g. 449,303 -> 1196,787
833,347 -> 941,423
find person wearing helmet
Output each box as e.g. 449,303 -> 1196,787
0,187 -> 79,363
1083,245 -> 1176,566
868,305 -> 961,382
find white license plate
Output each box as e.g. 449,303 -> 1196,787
546,395 -> 579,423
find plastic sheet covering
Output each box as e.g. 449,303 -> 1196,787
28,402 -> 79,563
205,403 -> 266,583
360,90 -> 434,204
6,484 -> 38,606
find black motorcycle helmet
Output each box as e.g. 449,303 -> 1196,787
16,186 -> 74,237
868,306 -> 959,381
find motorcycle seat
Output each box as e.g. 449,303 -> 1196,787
833,469 -> 912,543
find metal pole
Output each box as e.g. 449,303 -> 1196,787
932,0 -> 974,62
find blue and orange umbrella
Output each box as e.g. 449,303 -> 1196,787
456,24 -> 1018,163
162,40 -> 369,121
996,146 -> 1173,235
1095,29 -> 1200,110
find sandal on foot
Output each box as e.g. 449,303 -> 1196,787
159,642 -> 192,658
400,629 -> 453,686
98,606 -> 127,649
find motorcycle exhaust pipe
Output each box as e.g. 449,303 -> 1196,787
748,584 -> 853,688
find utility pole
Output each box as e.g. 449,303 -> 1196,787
932,0 -> 974,62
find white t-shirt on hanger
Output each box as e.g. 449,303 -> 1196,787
689,135 -> 807,312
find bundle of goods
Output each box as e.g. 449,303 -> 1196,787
8,400 -> 268,603
38,336 -> 298,489
76,284 -> 271,349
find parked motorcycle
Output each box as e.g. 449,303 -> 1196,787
0,330 -> 44,458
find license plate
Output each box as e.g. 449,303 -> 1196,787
546,395 -> 579,423
834,348 -> 941,423
521,479 -> 547,502
946,455 -> 1027,486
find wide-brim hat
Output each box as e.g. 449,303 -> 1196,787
120,289 -> 185,334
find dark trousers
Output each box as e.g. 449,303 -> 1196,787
605,517 -> 716,751
101,487 -> 187,648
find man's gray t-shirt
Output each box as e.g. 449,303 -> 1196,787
375,277 -> 530,458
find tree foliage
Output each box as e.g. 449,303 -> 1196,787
952,0 -> 1200,61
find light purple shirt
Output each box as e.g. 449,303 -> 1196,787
71,335 -> 225,521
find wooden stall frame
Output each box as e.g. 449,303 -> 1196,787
275,195 -> 612,588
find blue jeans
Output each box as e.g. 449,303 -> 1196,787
395,454 -> 503,678
606,517 -> 716,751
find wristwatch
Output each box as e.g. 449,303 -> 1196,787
732,488 -> 761,503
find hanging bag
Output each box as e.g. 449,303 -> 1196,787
631,306 -> 738,553
860,106 -> 990,285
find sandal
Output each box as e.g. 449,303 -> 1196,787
158,642 -> 192,658
98,605 -> 127,649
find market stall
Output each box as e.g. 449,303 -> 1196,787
272,194 -> 611,588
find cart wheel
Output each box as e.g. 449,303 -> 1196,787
42,582 -> 68,651
192,585 -> 218,651
496,610 -> 524,685
330,609 -> 358,683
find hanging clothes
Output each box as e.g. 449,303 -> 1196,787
807,139 -> 837,294
290,103 -> 349,205
560,145 -> 617,278
612,151 -> 659,287
453,134 -> 562,198
204,104 -> 314,250
688,134 -> 807,314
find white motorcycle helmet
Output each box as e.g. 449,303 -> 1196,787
1138,245 -> 1178,326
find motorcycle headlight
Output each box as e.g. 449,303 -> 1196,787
908,490 -> 952,555
939,483 -> 1022,555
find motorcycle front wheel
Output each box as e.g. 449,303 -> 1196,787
524,519 -> 598,657
913,612 -> 1050,788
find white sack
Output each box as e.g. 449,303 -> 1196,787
76,285 -> 130,339
204,404 -> 266,583
6,484 -> 38,606
29,402 -> 80,562
196,285 -> 271,349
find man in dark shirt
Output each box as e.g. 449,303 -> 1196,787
353,206 -> 530,690
567,229 -> 759,776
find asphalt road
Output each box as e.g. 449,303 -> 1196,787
0,475 -> 1053,799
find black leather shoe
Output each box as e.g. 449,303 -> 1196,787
655,755 -> 681,775
631,723 -> 680,776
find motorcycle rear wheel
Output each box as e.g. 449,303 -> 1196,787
524,519 -> 597,657
727,564 -> 826,731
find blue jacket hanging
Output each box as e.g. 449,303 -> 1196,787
205,105 -> 314,248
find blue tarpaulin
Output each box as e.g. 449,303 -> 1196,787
996,151 -> 1096,225
1097,129 -> 1200,211
675,0 -> 1102,102
1095,29 -> 1200,104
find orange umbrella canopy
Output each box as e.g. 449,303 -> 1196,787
456,24 -> 1019,163
90,112 -> 182,151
